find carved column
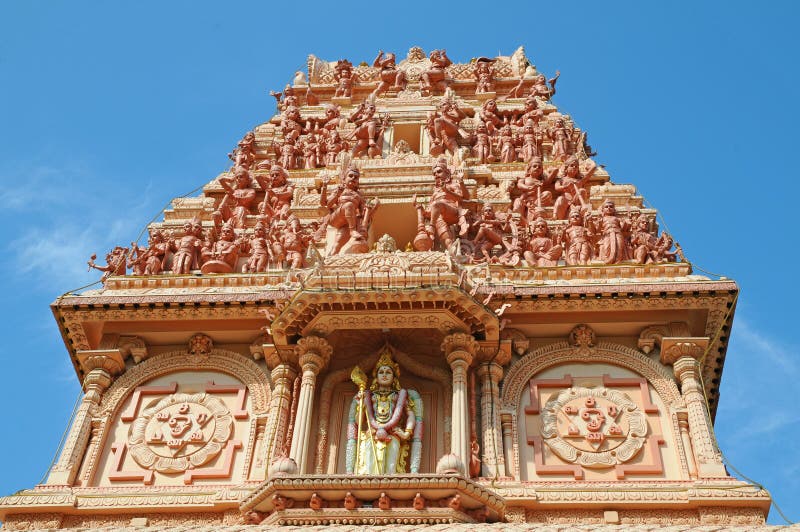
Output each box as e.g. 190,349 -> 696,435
676,410 -> 698,479
288,336 -> 332,473
261,346 -> 298,468
47,352 -> 123,485
501,414 -> 514,478
442,332 -> 477,474
661,338 -> 727,478
476,362 -> 505,477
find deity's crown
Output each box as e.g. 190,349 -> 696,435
372,350 -> 401,389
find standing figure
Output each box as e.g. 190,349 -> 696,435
242,222 -> 271,273
301,138 -> 319,169
519,119 -> 541,163
259,164 -> 295,221
524,217 -> 563,266
334,59 -> 354,98
431,96 -> 466,156
279,105 -> 304,143
511,157 -> 558,221
87,247 -> 128,281
495,124 -> 517,163
281,216 -> 311,268
592,200 -> 632,264
474,58 -> 495,94
215,166 -> 266,229
345,352 -> 423,474
547,118 -> 579,162
560,208 -> 594,266
320,165 -> 377,255
553,156 -> 597,220
348,102 -> 388,158
324,131 -> 347,165
270,84 -> 299,111
427,159 -> 470,248
170,220 -> 203,274
421,49 -> 452,95
371,51 -> 407,98
472,122 -> 493,164
278,138 -> 299,170
228,131 -> 256,169
411,194 -> 435,251
129,230 -> 169,275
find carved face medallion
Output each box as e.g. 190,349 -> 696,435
540,386 -> 647,468
128,392 -> 233,473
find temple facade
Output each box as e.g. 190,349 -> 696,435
0,47 -> 772,529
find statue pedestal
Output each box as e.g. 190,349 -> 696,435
241,473 -> 506,525
475,91 -> 497,102
331,96 -> 352,106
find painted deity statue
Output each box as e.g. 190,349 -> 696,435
427,159 -> 470,249
319,164 -> 379,255
346,352 -> 423,475
371,50 -> 407,98
591,199 -> 632,264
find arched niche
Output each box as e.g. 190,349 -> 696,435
83,349 -> 270,488
312,345 -> 452,474
501,341 -> 688,482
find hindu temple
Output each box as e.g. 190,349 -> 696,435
0,47 -> 772,530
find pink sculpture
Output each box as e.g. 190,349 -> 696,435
412,194 -> 435,252
242,222 -> 271,273
279,105 -> 304,143
495,124 -> 516,163
129,230 -> 169,276
281,216 -> 311,268
529,71 -> 559,100
324,131 -> 347,165
270,84 -> 299,111
474,58 -> 495,94
215,166 -> 267,229
334,59 -> 354,98
560,207 -> 594,266
430,96 -> 466,157
472,204 -> 508,263
371,51 -> 407,98
514,95 -> 547,127
472,121 -> 494,164
519,119 -> 541,163
277,137 -> 299,170
200,222 -> 241,274
319,165 -> 379,255
548,117 -> 578,162
170,220 -> 203,274
228,131 -> 256,169
592,200 -> 632,264
421,49 -> 452,96
524,217 -> 563,267
511,157 -> 558,222
87,247 -> 128,281
553,156 -> 597,220
479,99 -> 504,135
259,164 -> 295,220
347,102 -> 388,158
428,159 -> 470,248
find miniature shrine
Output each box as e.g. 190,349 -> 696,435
0,47 -> 771,529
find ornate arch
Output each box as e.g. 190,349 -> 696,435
501,340 -> 681,412
500,340 -> 684,479
314,345 -> 452,473
99,349 -> 270,417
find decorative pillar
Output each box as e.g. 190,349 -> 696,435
47,351 -> 124,485
261,346 -> 298,467
501,414 -> 515,478
476,362 -> 505,477
661,338 -> 727,478
442,332 -> 477,474
288,336 -> 332,473
676,410 -> 698,479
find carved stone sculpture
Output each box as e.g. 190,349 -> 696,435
511,157 -> 557,222
319,165 -> 378,255
421,49 -> 452,95
474,58 -> 495,94
129,230 -> 168,276
553,156 -> 597,220
215,166 -> 266,229
427,159 -> 470,249
169,219 -> 203,274
560,207 -> 594,265
592,199 -> 632,264
228,131 -> 256,169
371,50 -> 407,98
88,246 -> 128,281
333,59 -> 354,98
524,217 -> 563,267
346,352 -> 423,475
347,101 -> 388,159
430,95 -> 466,157
201,222 -> 241,274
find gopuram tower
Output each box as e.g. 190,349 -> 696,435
0,47 -> 772,529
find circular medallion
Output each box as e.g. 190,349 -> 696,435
128,392 -> 233,473
540,386 -> 647,468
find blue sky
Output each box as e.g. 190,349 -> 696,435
0,1 -> 797,524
